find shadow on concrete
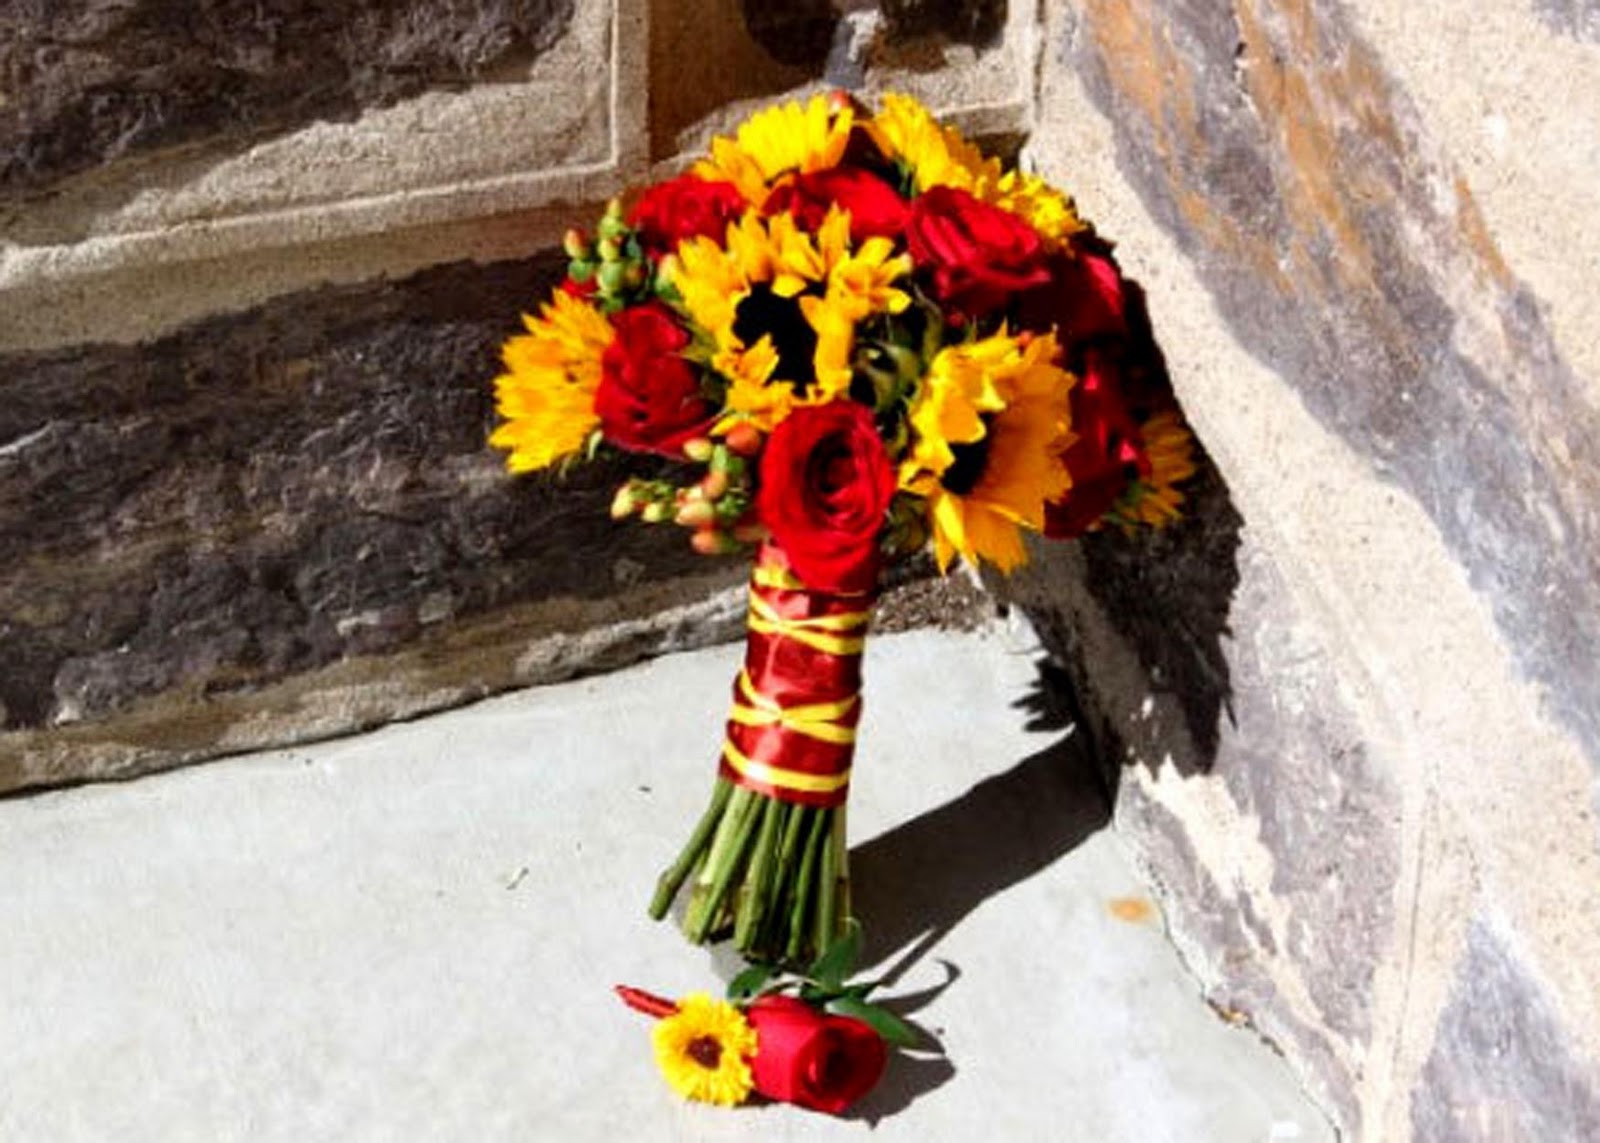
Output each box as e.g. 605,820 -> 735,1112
852,660 -> 1110,971
846,662 -> 1109,1111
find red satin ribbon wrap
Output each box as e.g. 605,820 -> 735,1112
717,543 -> 874,809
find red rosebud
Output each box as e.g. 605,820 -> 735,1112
905,185 -> 1053,321
1044,347 -> 1150,538
558,275 -> 598,299
746,995 -> 888,1115
764,166 -> 909,241
595,303 -> 715,456
724,421 -> 764,457
756,402 -> 894,595
628,174 -> 749,257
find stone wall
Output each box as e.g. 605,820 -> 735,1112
0,0 -> 1026,789
4,1 -> 1599,1138
1002,0 -> 1600,1138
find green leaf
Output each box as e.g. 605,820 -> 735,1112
727,962 -> 777,1003
808,918 -> 861,992
829,996 -> 920,1049
840,978 -> 882,1001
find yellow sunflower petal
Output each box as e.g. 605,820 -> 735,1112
868,92 -> 1000,194
1113,409 -> 1198,529
488,291 -> 613,473
903,329 -> 1074,571
671,208 -> 908,431
694,94 -> 853,203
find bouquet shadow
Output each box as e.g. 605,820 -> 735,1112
842,661 -> 1110,1115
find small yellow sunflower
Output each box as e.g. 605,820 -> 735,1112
901,330 -> 1075,572
488,290 -> 614,473
988,169 -> 1088,245
651,993 -> 757,1107
671,208 -> 910,432
1112,409 -> 1198,528
694,93 -> 854,206
866,92 -> 1000,196
869,93 -> 1085,246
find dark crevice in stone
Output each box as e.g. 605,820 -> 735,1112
740,0 -> 838,68
1068,0 -> 1600,772
0,0 -> 576,200
879,0 -> 1008,46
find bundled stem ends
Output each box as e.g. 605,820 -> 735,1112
649,544 -> 870,966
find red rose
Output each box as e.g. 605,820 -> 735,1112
595,303 -> 714,456
628,174 -> 748,257
747,995 -> 888,1114
1044,348 -> 1149,538
1018,250 -> 1128,346
906,185 -> 1053,321
764,167 -> 909,241
756,402 -> 895,594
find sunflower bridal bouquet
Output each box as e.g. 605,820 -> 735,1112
491,90 -> 1194,1109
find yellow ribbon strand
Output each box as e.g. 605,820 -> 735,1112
727,670 -> 857,744
746,592 -> 871,656
722,738 -> 851,796
750,563 -> 873,597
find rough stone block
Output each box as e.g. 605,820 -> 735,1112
1010,0 -> 1600,1136
0,252 -> 748,791
0,0 -> 575,197
0,0 -> 641,354
1412,920 -> 1600,1140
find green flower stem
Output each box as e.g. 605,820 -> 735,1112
648,778 -> 732,920
684,785 -> 762,942
832,806 -> 851,947
758,801 -> 811,955
786,807 -> 830,963
816,809 -> 842,955
733,798 -> 785,950
653,781 -> 852,967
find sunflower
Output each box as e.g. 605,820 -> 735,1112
671,208 -> 910,431
1110,408 -> 1197,529
488,290 -> 614,472
866,92 -> 1000,196
651,994 -> 758,1107
988,169 -> 1088,245
694,93 -> 854,206
901,330 -> 1074,572
868,93 -> 1085,246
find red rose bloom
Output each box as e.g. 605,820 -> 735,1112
1044,348 -> 1150,538
628,174 -> 748,257
756,402 -> 895,594
1018,250 -> 1128,346
764,166 -> 909,241
747,995 -> 888,1114
906,185 -> 1053,321
595,303 -> 714,456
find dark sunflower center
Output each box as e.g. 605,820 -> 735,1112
733,284 -> 817,388
941,422 -> 994,496
687,1035 -> 724,1070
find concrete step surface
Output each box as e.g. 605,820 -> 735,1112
0,620 -> 1334,1142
